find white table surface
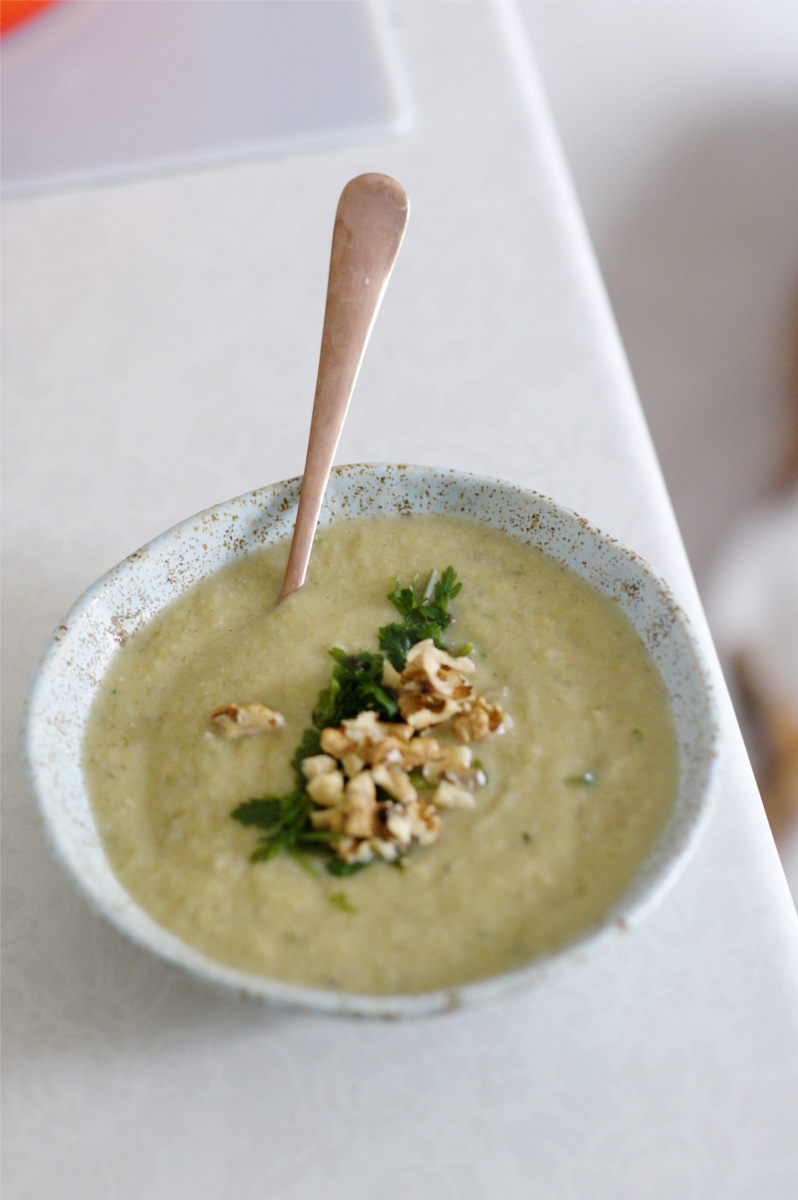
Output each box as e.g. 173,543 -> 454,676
3,3 -> 798,1197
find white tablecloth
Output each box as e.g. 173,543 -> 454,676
4,4 -> 798,1196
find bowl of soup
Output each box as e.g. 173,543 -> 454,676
24,464 -> 721,1016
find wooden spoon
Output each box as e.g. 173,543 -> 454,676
279,173 -> 409,601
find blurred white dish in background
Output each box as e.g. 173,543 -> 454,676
705,489 -> 798,854
1,0 -> 411,195
706,490 -> 798,713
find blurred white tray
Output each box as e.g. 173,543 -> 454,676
1,0 -> 410,195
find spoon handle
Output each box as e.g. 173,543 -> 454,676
279,174 -> 409,601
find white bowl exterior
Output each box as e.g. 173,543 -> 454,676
25,465 -> 721,1016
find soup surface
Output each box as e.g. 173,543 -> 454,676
84,514 -> 678,993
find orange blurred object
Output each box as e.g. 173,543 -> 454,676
0,0 -> 61,37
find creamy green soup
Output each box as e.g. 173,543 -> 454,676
83,515 -> 678,994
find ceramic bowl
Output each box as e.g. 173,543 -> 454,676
25,464 -> 721,1017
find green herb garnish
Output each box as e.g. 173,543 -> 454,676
378,567 -> 461,670
325,858 -> 368,878
231,732 -> 330,863
230,567 -> 463,873
293,726 -> 322,767
329,891 -> 358,913
232,790 -> 313,862
564,771 -> 597,787
230,797 -> 283,829
313,649 -> 398,728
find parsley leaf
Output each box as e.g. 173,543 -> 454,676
313,649 -> 398,728
378,567 -> 461,670
230,798 -> 283,828
237,789 -> 315,862
291,727 -> 322,778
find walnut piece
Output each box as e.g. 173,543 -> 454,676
398,736 -> 443,767
401,639 -> 475,699
408,799 -> 443,845
343,771 -> 378,838
320,727 -> 352,759
341,710 -> 387,746
320,717 -> 414,763
422,745 -> 472,782
369,836 -> 400,862
382,803 -> 414,848
398,690 -> 463,730
453,695 -> 505,743
306,770 -> 345,807
432,779 -> 476,809
337,836 -> 376,865
371,762 -> 418,804
341,751 -> 366,779
310,807 -> 346,833
300,754 -> 337,780
212,703 -> 285,740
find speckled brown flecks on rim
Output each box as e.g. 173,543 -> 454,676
24,464 -> 722,1019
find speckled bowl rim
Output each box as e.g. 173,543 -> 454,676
25,464 -> 722,1018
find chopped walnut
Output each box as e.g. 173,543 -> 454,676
401,639 -> 475,699
371,762 -> 418,804
310,807 -> 346,833
341,710 -> 387,746
407,798 -> 443,845
422,745 -> 472,782
342,771 -> 378,838
453,695 -> 505,743
423,745 -> 485,791
320,716 -> 414,765
337,836 -> 376,865
369,836 -> 400,862
452,767 -> 487,788
368,737 -> 407,767
432,779 -> 476,809
211,703 -> 285,739
399,736 -> 443,767
383,722 -> 415,742
300,754 -> 338,780
368,730 -> 418,765
318,727 -> 348,759
398,690 -> 463,730
341,751 -> 366,778
306,770 -> 345,807
381,802 -> 414,848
